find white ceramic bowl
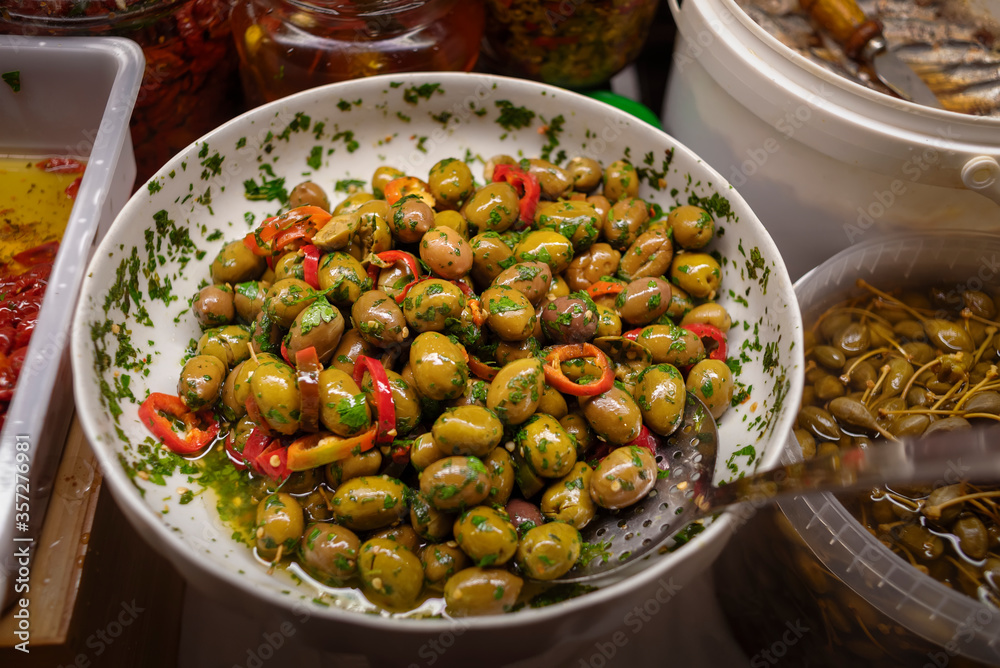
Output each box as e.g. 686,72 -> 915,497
70,72 -> 803,664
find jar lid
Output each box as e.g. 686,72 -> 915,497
585,91 -> 662,129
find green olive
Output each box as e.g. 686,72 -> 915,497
358,538 -> 424,611
526,158 -> 572,199
602,160 -> 639,202
536,384 -> 569,419
444,567 -> 523,616
317,252 -> 369,307
516,521 -> 582,580
420,543 -> 469,589
318,368 -> 371,437
324,448 -> 382,488
670,252 -> 721,300
372,166 -> 405,198
331,476 -> 409,531
264,278 -> 315,329
351,289 -> 408,347
514,230 -> 574,274
486,358 -> 545,425
604,197 -> 649,252
403,279 -> 466,334
636,324 -> 706,367
615,277 -> 672,326
211,239 -> 266,284
564,242 -> 621,292
480,285 -> 535,342
286,299 -> 345,363
589,445 -> 657,509
566,156 -> 603,192
484,446 -> 516,506
685,359 -> 734,420
541,463 -> 596,529
370,525 -> 421,553
491,262 -> 553,307
193,284 -> 235,328
594,304 -> 622,338
667,205 -> 714,250
410,490 -> 454,541
178,354 -> 227,410
537,200 -> 600,252
273,251 -> 305,282
464,184 -> 520,234
409,332 -> 469,401
333,191 -> 375,215
255,493 -> 304,560
428,158 -> 474,210
198,324 -> 252,366
559,412 -> 594,458
361,369 -> 421,437
633,364 -> 685,436
679,302 -> 731,333
419,456 -> 492,511
453,506 -> 518,567
327,329 -> 375,376
434,209 -> 469,238
580,386 -> 642,445
226,353 -> 280,417
298,522 -> 359,585
233,281 -> 270,324
516,414 -> 578,478
432,405 -> 504,458
250,361 -> 301,435
953,515 -> 989,559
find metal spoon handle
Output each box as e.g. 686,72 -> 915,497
704,427 -> 1000,510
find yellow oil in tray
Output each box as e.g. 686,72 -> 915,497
0,156 -> 81,268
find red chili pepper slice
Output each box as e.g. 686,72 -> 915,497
682,323 -> 727,361
279,339 -> 292,366
587,281 -> 624,300
366,251 -> 421,303
383,177 -> 435,207
138,392 -> 219,455
245,395 -> 268,431
286,428 -> 378,471
352,354 -> 397,445
223,432 -> 248,471
13,241 -> 59,267
242,427 -> 272,467
492,164 -> 541,230
622,328 -> 642,342
65,176 -> 82,199
301,244 -> 320,289
295,346 -> 321,433
390,440 -> 411,466
35,157 -> 85,174
626,424 -> 659,456
468,299 -> 488,328
543,343 -> 615,397
467,355 -> 499,382
243,206 -> 332,257
255,439 -> 291,482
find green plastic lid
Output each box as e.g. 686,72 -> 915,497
585,91 -> 662,129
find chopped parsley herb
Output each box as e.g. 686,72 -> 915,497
495,100 -> 535,131
2,70 -> 21,92
306,145 -> 323,170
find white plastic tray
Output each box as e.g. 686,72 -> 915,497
0,36 -> 142,611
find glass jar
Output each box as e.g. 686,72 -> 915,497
230,0 -> 485,107
0,0 -> 242,184
481,0 -> 660,90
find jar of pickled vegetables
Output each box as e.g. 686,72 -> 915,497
0,0 -> 241,184
230,0 -> 485,107
481,0 -> 660,90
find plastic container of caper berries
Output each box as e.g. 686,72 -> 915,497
713,232 -> 1000,666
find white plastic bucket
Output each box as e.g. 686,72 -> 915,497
663,0 -> 1000,279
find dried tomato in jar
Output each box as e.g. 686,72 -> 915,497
0,0 -> 243,183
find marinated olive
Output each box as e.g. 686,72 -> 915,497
256,493 -> 304,560
286,299 -> 345,363
540,294 -> 599,344
484,446 -> 516,506
453,506 -> 519,567
541,463 -> 596,529
327,328 -> 375,376
560,412 -> 594,458
178,354 -> 227,410
464,183 -> 520,233
432,405 -> 504,458
250,361 -> 301,435
486,357 -> 545,425
233,281 -> 269,323
565,156 -> 602,192
299,523 -> 359,584
351,289 -> 408,347
358,538 -> 424,610
580,386 -> 642,445
492,262 -> 553,306
420,456 -> 492,511
482,285 -> 536,342
667,205 -> 714,250
615,277 -> 672,326
444,567 -> 523,616
636,324 -> 705,367
264,278 -> 316,329
537,200 -> 600,251
516,414 -> 578,479
410,332 -> 468,401
536,384 -> 569,419
589,445 -> 658,509
325,448 -> 382,487
680,303 -> 732,333
410,490 -> 454,541
317,252 -> 369,307
409,432 -> 446,472
516,521 -> 582,580
686,359 -> 734,420
633,364 -> 686,436
618,230 -> 673,281
603,159 -> 639,202
420,543 -> 469,588
318,368 -> 371,437
670,253 -> 721,299
389,197 -> 436,244
428,158 -> 474,210
211,239 -> 266,285
199,324 -> 252,366
565,242 -> 621,292
402,279 -> 466,334
331,476 -> 409,531
526,158 -> 572,200
604,197 -> 648,252
193,284 -> 235,328
514,230 -> 574,274
420,226 -> 473,280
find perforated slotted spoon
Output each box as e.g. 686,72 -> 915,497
565,394 -> 1000,584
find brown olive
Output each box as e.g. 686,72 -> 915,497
351,289 -> 408,347
178,354 -> 227,410
618,230 -> 673,281
420,226 -> 473,280
327,328 -> 375,376
233,281 -> 269,324
526,158 -> 572,199
586,194 -> 611,222
564,242 -> 621,292
540,294 -> 599,344
389,197 -> 436,244
604,197 -> 649,252
566,156 -> 603,192
193,284 -> 235,328
560,412 -> 594,458
298,523 -> 359,584
492,262 -> 553,306
589,445 -> 657,509
470,232 -> 515,287
289,181 -> 330,210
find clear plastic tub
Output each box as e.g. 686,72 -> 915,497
0,36 -> 143,611
715,232 -> 1000,666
